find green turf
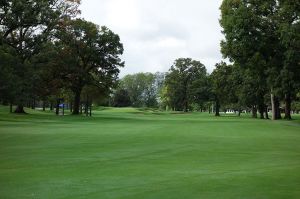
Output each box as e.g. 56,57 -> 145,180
0,106 -> 300,199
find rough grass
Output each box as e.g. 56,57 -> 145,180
0,106 -> 300,199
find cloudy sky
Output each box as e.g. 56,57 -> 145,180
80,0 -> 224,76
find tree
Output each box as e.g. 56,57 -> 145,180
210,62 -> 235,116
0,0 -> 80,113
189,71 -> 212,112
119,73 -> 160,108
55,19 -> 124,114
0,45 -> 20,112
277,0 -> 300,119
112,89 -> 132,107
220,0 -> 284,120
164,58 -> 207,112
30,42 -> 65,112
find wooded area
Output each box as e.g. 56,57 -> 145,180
0,0 -> 299,120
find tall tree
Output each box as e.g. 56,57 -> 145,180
0,0 -> 80,113
277,0 -> 300,119
210,62 -> 235,116
220,0 -> 283,120
0,45 -> 20,112
112,89 -> 132,107
31,42 -> 65,111
119,73 -> 160,108
164,58 -> 207,112
55,19 -> 124,114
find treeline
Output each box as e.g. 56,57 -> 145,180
111,0 -> 300,121
219,0 -> 299,120
112,72 -> 165,108
112,56 -> 300,119
0,0 -> 124,115
1,0 -> 299,120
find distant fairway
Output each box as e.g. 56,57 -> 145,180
0,106 -> 300,199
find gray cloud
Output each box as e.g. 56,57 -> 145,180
80,0 -> 224,76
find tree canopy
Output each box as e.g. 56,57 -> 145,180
1,0 -> 299,118
219,0 -> 300,120
163,58 -> 208,112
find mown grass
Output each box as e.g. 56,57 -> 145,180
0,106 -> 299,199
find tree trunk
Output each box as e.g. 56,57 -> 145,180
50,102 -> 53,111
183,100 -> 188,112
265,106 -> 269,119
9,102 -> 13,113
252,106 -> 257,118
56,99 -> 60,115
258,104 -> 265,119
271,92 -> 276,120
284,93 -> 292,120
31,99 -> 35,109
62,104 -> 65,116
73,89 -> 81,115
14,105 -> 26,114
215,99 -> 220,116
238,109 -> 241,117
70,102 -> 73,113
89,100 -> 92,117
42,101 -> 46,111
84,96 -> 89,116
274,97 -> 282,120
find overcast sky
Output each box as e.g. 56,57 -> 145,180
80,0 -> 224,76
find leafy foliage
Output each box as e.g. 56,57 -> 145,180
163,58 -> 208,112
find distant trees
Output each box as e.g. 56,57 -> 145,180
210,62 -> 270,118
110,0 -> 299,119
210,62 -> 234,116
112,89 -> 131,107
112,72 -> 164,108
163,58 -> 209,112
